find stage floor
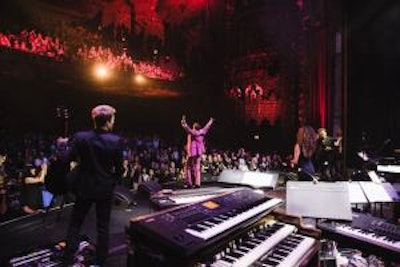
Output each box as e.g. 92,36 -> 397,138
0,195 -> 153,266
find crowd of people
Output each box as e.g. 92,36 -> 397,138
0,29 -> 66,60
76,45 -> 133,71
135,60 -> 179,81
0,131 -> 288,222
0,123 -> 344,225
226,84 -> 278,101
0,27 -> 182,81
76,45 -> 181,80
0,118 -> 346,266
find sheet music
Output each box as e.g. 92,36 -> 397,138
286,181 -> 352,220
347,182 -> 368,204
359,182 -> 393,202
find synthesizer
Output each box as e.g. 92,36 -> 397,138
318,212 -> 400,261
150,187 -> 244,210
129,217 -> 318,267
205,221 -> 318,267
129,189 -> 283,263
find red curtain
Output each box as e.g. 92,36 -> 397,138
309,27 -> 329,129
317,29 -> 327,128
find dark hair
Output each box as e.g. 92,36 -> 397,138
193,122 -> 201,130
24,165 -> 40,177
297,126 -> 317,158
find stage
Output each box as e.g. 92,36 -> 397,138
0,195 -> 152,266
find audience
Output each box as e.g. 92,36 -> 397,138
0,132 -> 286,221
21,163 -> 47,214
0,27 -> 182,81
0,30 -> 66,61
226,83 -> 279,102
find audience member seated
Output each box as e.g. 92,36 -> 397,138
0,27 -> 182,81
0,29 -> 66,61
21,163 -> 47,214
0,131 -> 287,221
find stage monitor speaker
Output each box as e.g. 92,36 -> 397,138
113,185 -> 136,208
217,170 -> 279,189
137,181 -> 162,197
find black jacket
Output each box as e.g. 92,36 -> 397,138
67,129 -> 124,199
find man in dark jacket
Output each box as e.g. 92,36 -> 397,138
60,104 -> 123,266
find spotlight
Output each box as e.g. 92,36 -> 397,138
135,74 -> 146,84
94,64 -> 110,80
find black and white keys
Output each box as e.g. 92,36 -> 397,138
209,222 -> 317,267
185,198 -> 283,240
210,223 -> 295,267
255,234 -> 317,267
333,224 -> 400,253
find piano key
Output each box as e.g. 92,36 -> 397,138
227,251 -> 244,259
335,225 -> 400,252
273,250 -> 289,257
277,244 -> 294,251
203,221 -> 217,227
262,260 -> 279,266
236,248 -> 250,254
185,198 -> 283,240
264,235 -> 317,267
221,255 -> 236,263
211,224 -> 296,267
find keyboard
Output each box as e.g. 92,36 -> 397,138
210,223 -> 296,267
207,222 -> 317,267
185,198 -> 283,240
254,234 -> 317,267
129,188 -> 283,257
150,187 -> 244,209
318,212 -> 400,261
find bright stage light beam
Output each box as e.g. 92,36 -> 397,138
93,64 -> 110,80
135,74 -> 146,84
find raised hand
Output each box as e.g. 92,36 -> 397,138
181,115 -> 187,125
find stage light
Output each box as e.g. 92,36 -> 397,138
93,64 -> 110,80
135,74 -> 146,84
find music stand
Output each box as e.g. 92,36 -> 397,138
359,181 -> 398,218
286,181 -> 352,220
347,182 -> 368,204
359,182 -> 393,203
